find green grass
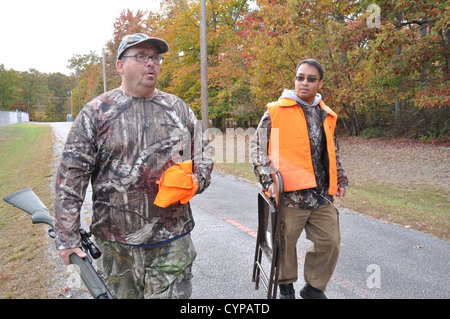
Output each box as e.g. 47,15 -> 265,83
0,123 -> 55,299
214,162 -> 258,182
339,181 -> 449,240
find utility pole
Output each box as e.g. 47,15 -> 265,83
102,48 -> 107,93
200,0 -> 208,130
77,69 -> 81,111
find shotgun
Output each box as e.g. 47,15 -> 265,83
3,188 -> 114,299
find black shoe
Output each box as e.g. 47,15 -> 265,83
279,283 -> 295,299
300,284 -> 327,299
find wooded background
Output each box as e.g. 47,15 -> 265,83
0,0 -> 448,140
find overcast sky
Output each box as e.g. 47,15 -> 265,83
0,0 -> 161,75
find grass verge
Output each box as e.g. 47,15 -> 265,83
335,181 -> 449,241
0,123 -> 55,299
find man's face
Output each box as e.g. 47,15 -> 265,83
294,63 -> 324,105
116,42 -> 161,98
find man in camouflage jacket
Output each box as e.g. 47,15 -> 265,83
54,33 -> 213,298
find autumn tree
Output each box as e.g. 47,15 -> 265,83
46,72 -> 76,121
0,64 -> 20,110
235,0 -> 448,138
64,0 -> 447,140
361,0 -> 449,138
0,64 -> 76,122
19,69 -> 51,120
67,51 -> 104,117
208,0 -> 258,127
105,9 -> 155,90
147,0 -> 254,128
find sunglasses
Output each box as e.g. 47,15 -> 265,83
295,76 -> 319,83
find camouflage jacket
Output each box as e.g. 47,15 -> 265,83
250,90 -> 348,209
54,88 -> 213,249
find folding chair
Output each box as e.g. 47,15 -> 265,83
252,168 -> 284,299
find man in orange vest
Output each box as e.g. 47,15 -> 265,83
250,59 -> 348,299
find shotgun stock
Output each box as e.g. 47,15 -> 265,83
3,188 -> 113,299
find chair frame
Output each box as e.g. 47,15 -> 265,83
252,168 -> 284,299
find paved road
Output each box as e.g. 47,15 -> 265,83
49,122 -> 449,299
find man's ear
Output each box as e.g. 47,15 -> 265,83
116,59 -> 124,75
318,79 -> 324,91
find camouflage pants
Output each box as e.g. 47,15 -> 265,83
95,234 -> 196,299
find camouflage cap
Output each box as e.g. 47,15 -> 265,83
117,33 -> 169,60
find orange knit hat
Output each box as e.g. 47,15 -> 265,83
154,160 -> 198,208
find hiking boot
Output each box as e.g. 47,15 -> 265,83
279,283 -> 295,299
300,283 -> 327,299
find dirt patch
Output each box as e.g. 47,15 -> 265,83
335,136 -> 449,240
339,137 -> 449,190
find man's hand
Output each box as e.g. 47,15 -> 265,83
192,174 -> 200,193
58,247 -> 87,265
336,186 -> 346,199
268,182 -> 279,206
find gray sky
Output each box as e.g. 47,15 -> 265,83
0,0 -> 161,75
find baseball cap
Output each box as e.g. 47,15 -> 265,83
117,33 -> 169,60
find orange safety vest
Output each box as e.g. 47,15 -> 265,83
268,98 -> 338,195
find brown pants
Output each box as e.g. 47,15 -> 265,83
279,204 -> 340,291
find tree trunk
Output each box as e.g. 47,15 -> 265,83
395,95 -> 401,124
342,102 -> 360,136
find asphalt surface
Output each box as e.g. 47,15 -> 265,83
190,173 -> 450,299
48,122 -> 449,299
